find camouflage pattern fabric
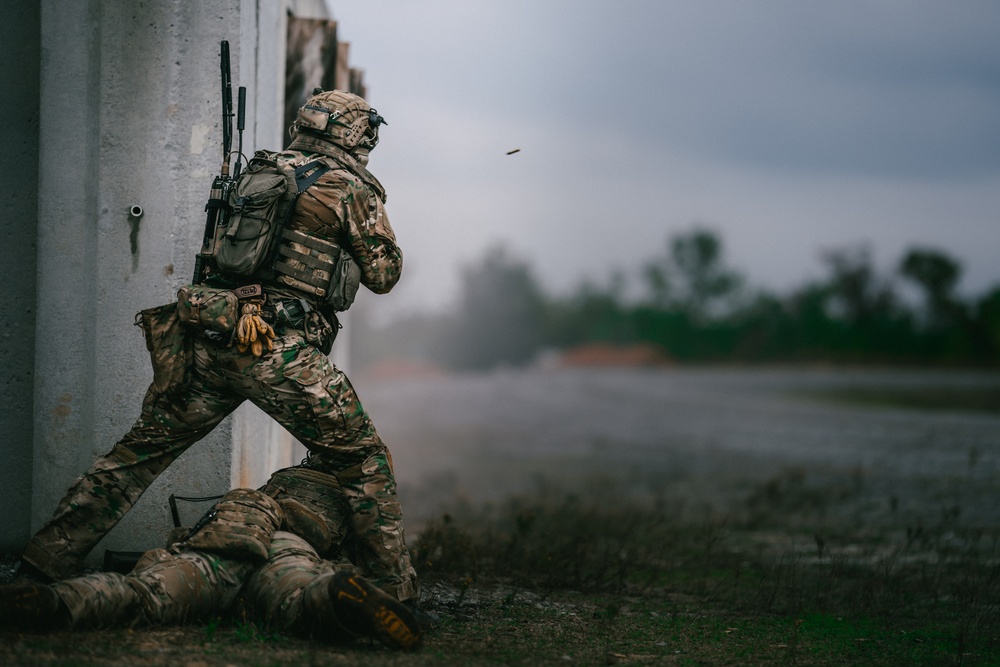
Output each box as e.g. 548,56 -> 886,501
45,470 -> 355,629
263,466 -> 351,555
281,144 -> 400,295
176,284 -> 239,333
243,531 -> 358,638
51,547 -> 253,629
277,498 -> 332,554
178,488 -> 282,562
46,532 -> 362,638
136,302 -> 191,396
22,145 -> 415,601
23,329 -> 416,600
311,448 -> 415,601
13,459 -> 426,641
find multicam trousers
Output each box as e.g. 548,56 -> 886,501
52,531 -> 355,634
22,329 -> 416,601
243,531 -> 360,637
52,546 -> 253,628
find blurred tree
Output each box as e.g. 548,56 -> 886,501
437,245 -> 547,370
731,292 -> 797,361
974,287 -> 1000,363
642,228 -> 741,318
898,247 -> 963,328
671,228 -> 742,317
819,245 -> 895,325
353,230 -> 994,370
547,269 -> 636,350
642,263 -> 672,309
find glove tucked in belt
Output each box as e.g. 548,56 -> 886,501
235,300 -> 275,356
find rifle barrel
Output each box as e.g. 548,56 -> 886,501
233,86 -> 247,179
237,86 -> 246,131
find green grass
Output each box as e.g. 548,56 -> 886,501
1,572 -> 996,666
405,480 -> 1000,666
3,472 -> 999,666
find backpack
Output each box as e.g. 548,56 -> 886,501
212,150 -> 331,278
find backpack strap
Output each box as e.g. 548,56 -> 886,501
293,160 -> 331,193
258,159 -> 334,283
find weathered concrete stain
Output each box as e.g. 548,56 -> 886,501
189,123 -> 210,155
129,212 -> 141,272
53,393 -> 73,422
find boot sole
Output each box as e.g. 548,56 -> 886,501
332,573 -> 423,651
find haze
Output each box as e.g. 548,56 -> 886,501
326,1 -> 1000,317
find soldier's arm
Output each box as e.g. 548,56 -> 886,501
296,174 -> 403,294
338,179 -> 402,294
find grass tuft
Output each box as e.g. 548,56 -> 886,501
412,477 -> 1000,665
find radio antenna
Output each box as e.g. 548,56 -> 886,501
233,86 -> 247,179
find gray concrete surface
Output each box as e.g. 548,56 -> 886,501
0,0 -> 41,551
30,0 -> 247,562
21,0 -> 332,562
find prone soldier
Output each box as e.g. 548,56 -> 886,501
2,467 -> 424,651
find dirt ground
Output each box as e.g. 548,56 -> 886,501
4,366 -> 999,665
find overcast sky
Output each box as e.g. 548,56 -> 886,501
325,1 -> 1000,315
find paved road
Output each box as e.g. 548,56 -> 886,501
355,367 -> 1000,528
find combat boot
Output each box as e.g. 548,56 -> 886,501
328,571 -> 423,651
0,584 -> 68,631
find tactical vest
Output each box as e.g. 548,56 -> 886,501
207,150 -> 362,312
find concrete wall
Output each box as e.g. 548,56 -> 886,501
0,0 -> 41,552
25,0 -> 333,562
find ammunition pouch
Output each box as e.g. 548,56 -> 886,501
263,466 -> 349,556
259,299 -> 338,353
274,229 -> 361,312
303,310 -> 340,355
176,283 -> 269,346
277,498 -> 332,554
176,284 -> 240,337
179,488 -> 282,562
135,302 -> 192,397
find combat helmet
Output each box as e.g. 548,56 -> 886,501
290,88 -> 387,154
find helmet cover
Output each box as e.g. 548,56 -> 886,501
291,89 -> 387,153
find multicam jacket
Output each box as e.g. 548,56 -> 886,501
263,142 -> 403,308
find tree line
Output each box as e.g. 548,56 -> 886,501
355,229 -> 1000,371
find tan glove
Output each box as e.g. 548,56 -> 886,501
235,300 -> 275,356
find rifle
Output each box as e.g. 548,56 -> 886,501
193,40 -> 248,284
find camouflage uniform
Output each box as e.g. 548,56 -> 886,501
244,532 -> 371,638
21,106 -> 416,601
39,476 -> 421,649
51,546 -> 254,629
47,532 -> 414,647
